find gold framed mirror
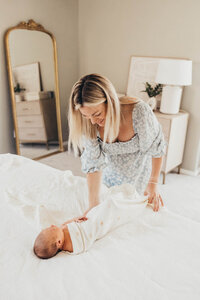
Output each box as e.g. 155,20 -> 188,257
4,19 -> 64,160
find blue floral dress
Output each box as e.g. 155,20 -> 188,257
81,99 -> 167,195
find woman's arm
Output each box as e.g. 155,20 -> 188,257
87,171 -> 102,208
79,171 -> 102,218
149,156 -> 163,182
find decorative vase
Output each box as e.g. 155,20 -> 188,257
15,92 -> 25,102
147,97 -> 157,111
155,94 -> 161,110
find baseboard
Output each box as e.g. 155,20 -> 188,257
171,166 -> 199,176
179,167 -> 199,176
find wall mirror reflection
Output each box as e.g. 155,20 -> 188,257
5,19 -> 64,160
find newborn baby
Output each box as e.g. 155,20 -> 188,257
33,185 -> 149,259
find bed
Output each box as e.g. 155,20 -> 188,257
0,153 -> 200,300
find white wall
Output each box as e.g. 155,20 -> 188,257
0,0 -> 78,153
78,0 -> 200,174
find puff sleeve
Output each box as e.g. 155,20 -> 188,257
81,138 -> 107,173
133,101 -> 167,157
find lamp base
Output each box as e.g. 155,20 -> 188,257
160,86 -> 183,114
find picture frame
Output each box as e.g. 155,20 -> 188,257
13,62 -> 41,92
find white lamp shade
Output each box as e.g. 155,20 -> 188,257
155,59 -> 192,86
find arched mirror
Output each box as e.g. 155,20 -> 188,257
4,19 -> 64,160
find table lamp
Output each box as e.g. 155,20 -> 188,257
155,59 -> 192,114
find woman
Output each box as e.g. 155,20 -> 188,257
68,73 -> 166,216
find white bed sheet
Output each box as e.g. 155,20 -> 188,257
0,153 -> 200,300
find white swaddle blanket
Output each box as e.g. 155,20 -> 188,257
67,185 -> 148,254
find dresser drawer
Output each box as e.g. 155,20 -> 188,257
17,115 -> 44,128
18,127 -> 46,141
156,117 -> 171,142
16,101 -> 41,116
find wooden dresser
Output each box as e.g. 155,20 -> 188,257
16,98 -> 58,148
154,110 -> 189,183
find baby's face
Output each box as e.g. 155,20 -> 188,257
41,225 -> 64,246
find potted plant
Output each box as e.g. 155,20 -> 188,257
141,82 -> 162,110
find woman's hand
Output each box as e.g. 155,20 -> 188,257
61,216 -> 88,227
76,208 -> 91,221
76,203 -> 99,222
144,182 -> 164,212
74,216 -> 88,223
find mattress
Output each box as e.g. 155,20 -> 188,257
0,153 -> 200,300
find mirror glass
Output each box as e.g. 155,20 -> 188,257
8,28 -> 62,159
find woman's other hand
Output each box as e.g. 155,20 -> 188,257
144,182 -> 164,212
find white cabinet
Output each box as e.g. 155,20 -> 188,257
154,110 -> 189,183
16,98 -> 58,148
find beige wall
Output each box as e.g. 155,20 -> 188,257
0,0 -> 78,153
78,0 -> 200,173
1,0 -> 200,173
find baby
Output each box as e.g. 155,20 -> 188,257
33,216 -> 86,259
33,185 -> 149,259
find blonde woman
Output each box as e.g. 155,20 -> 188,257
68,73 -> 166,217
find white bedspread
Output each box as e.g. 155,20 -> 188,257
0,153 -> 200,300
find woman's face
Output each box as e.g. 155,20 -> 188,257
79,103 -> 106,127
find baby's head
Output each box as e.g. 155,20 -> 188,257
33,225 -> 64,259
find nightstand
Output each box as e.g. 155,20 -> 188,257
154,110 -> 189,184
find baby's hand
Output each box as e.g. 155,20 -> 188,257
74,216 -> 88,223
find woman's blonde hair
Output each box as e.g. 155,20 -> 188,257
68,73 -> 138,155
